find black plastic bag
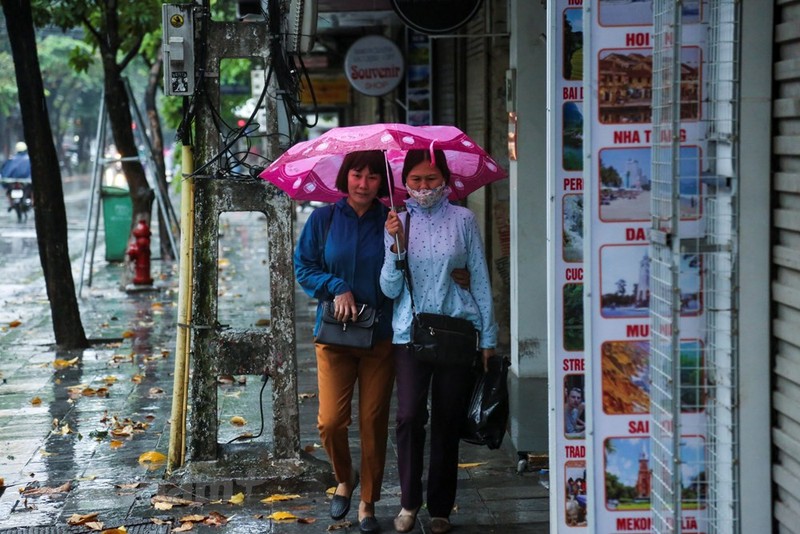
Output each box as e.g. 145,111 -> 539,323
462,356 -> 510,449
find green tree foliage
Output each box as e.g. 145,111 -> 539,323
600,160 -> 622,187
37,35 -> 102,171
31,0 -> 164,226
0,50 -> 17,115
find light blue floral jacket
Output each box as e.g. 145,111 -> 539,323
380,195 -> 498,349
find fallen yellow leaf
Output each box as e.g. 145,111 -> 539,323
9,319 -> 21,328
138,451 -> 167,465
150,494 -> 201,507
31,397 -> 42,406
326,520 -> 353,531
85,521 -> 104,530
115,482 -> 144,491
20,481 -> 72,496
267,511 -> 298,521
230,416 -> 247,426
228,492 -> 245,505
67,512 -> 99,525
178,514 -> 206,522
104,376 -> 118,384
131,375 -> 144,383
111,425 -> 133,438
121,330 -> 135,338
110,440 -> 124,449
261,493 -> 301,503
204,511 -> 228,526
100,527 -> 127,534
458,462 -> 486,469
53,357 -> 79,369
154,502 -> 173,511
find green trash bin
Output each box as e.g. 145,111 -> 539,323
100,186 -> 133,261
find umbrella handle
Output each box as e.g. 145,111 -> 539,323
383,152 -> 403,264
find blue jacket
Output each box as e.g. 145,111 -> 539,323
294,198 -> 393,340
1,152 -> 31,179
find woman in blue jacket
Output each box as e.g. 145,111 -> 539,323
294,150 -> 394,534
381,149 -> 498,534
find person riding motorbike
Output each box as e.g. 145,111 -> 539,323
2,142 -> 33,222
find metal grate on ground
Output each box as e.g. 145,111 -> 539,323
0,521 -> 170,534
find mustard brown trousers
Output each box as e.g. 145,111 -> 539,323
315,338 -> 395,504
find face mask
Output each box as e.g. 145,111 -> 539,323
406,183 -> 447,208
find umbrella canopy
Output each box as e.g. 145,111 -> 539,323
259,123 -> 507,206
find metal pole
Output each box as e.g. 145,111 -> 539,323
78,96 -> 107,297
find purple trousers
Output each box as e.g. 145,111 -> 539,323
393,344 -> 476,518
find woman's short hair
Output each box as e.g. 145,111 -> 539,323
401,148 -> 451,186
335,150 -> 391,198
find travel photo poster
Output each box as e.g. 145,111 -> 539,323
584,1 -> 710,533
551,0 -> 588,531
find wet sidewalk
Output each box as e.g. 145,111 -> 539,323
0,210 -> 549,533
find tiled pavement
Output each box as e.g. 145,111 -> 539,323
0,210 -> 549,533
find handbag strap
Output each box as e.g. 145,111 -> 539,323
401,211 -> 421,319
319,205 -> 335,272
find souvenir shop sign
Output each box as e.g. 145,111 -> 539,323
391,0 -> 483,35
344,35 -> 404,97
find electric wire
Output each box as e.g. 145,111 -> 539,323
226,374 -> 270,444
181,2 -> 321,181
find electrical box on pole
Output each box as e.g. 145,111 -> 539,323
162,4 -> 195,96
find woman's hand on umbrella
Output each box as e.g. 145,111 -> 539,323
333,291 -> 357,322
385,210 -> 405,253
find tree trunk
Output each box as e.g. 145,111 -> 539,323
1,0 -> 88,349
103,71 -> 154,226
144,50 -> 175,260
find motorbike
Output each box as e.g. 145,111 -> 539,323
3,178 -> 33,223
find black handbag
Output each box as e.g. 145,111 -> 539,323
462,356 -> 510,449
315,301 -> 377,349
411,312 -> 479,367
402,212 -> 479,367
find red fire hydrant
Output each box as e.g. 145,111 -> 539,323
127,219 -> 153,286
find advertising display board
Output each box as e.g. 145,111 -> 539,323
550,2 -> 588,528
550,1 -> 708,531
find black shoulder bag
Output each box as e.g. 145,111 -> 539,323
402,212 -> 479,367
314,206 -> 378,349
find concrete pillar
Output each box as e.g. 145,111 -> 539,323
507,0 -> 548,454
